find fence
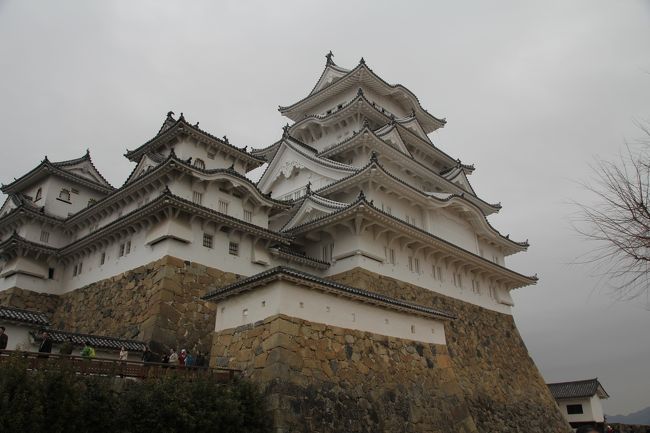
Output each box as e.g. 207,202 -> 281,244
0,349 -> 239,382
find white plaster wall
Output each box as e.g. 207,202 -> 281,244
42,176 -> 106,219
164,137 -> 248,174
0,323 -> 34,350
300,226 -> 513,314
214,280 -> 446,345
557,397 -> 604,423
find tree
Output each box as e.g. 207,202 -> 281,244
574,123 -> 650,302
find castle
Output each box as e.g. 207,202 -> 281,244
0,53 -> 570,432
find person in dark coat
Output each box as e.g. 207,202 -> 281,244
141,345 -> 154,363
38,331 -> 52,353
0,326 -> 8,350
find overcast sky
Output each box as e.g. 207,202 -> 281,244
1,0 -> 649,415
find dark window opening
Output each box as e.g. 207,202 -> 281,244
48,268 -> 55,279
566,404 -> 584,415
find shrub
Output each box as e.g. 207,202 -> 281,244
0,356 -> 271,433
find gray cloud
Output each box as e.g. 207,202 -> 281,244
1,0 -> 648,415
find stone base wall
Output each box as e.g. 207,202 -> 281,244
328,267 -> 570,433
0,256 -> 237,354
211,314 -> 478,433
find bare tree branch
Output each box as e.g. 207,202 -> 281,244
573,123 -> 650,302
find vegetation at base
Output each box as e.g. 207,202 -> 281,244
0,355 -> 271,433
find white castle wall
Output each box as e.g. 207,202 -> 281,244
214,280 -> 447,345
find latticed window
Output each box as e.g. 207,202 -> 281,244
203,233 -> 213,248
193,191 -> 203,205
40,231 -> 50,243
243,209 -> 252,223
218,200 -> 228,214
59,189 -> 71,202
193,159 -> 205,169
228,241 -> 239,256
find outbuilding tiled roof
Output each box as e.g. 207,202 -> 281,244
547,378 -> 609,399
0,306 -> 50,327
31,329 -> 146,352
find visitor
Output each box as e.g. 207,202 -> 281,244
119,346 -> 128,361
141,344 -> 153,363
0,326 -> 8,350
194,351 -> 205,367
179,349 -> 187,366
81,341 -> 96,358
38,331 -> 52,354
185,350 -> 194,367
161,351 -> 169,364
168,348 -> 178,365
59,337 -> 74,355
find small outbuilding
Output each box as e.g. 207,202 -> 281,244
548,378 -> 609,430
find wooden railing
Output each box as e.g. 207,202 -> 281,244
0,349 -> 239,382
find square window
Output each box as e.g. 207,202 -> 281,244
229,241 -> 239,256
40,231 -> 50,243
566,404 -> 583,415
203,233 -> 213,248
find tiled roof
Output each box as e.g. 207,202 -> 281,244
203,266 -> 456,320
31,329 -> 146,352
547,379 -> 610,399
0,306 -> 50,327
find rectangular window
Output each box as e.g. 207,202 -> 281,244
243,210 -> 252,223
472,279 -> 481,294
73,264 -> 77,277
203,233 -> 213,248
414,258 -> 420,274
453,273 -> 463,288
192,191 -> 203,205
48,268 -> 55,279
566,404 -> 583,415
408,256 -> 413,272
207,152 -> 215,160
125,240 -> 131,255
78,262 -> 82,274
218,200 -> 228,214
229,241 -> 239,256
119,243 -> 125,257
100,252 -> 106,266
40,231 -> 50,243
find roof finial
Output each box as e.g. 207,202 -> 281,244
85,148 -> 90,157
357,87 -> 364,97
166,111 -> 175,119
282,123 -> 290,137
359,57 -> 366,65
223,135 -> 229,144
43,155 -> 49,162
229,162 -> 235,170
410,108 -> 416,117
306,181 -> 312,195
357,190 -> 366,201
194,122 -> 200,127
370,151 -> 378,163
169,147 -> 176,158
325,50 -> 334,65
179,112 -> 185,121
362,117 -> 370,129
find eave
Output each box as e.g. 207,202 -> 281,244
285,196 -> 536,289
314,160 -> 526,254
124,114 -> 264,170
280,61 -> 446,134
61,190 -> 290,257
1,160 -> 115,195
203,266 -> 456,320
